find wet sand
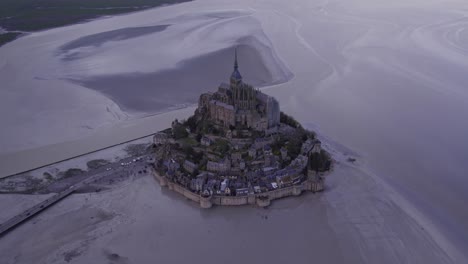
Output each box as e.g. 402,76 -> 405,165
70,43 -> 283,113
0,161 -> 455,264
58,25 -> 170,60
0,8 -> 291,153
0,106 -> 195,177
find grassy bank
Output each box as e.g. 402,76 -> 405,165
0,0 -> 191,46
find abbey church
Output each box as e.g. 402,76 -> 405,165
197,50 -> 280,131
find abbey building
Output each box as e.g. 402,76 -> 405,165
197,50 -> 280,131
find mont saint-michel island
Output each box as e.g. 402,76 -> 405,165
152,51 -> 331,208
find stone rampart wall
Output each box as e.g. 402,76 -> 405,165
171,183 -> 201,202
212,195 -> 256,206
152,169 -> 324,208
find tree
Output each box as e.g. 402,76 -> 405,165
173,124 -> 188,139
309,150 -> 331,172
211,126 -> 220,135
183,115 -> 198,131
280,112 -> 301,128
286,138 -> 302,160
214,139 -> 230,155
192,151 -> 204,164
183,145 -> 195,157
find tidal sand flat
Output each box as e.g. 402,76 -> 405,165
0,159 -> 454,264
70,43 -> 285,113
58,25 -> 171,60
0,9 -> 291,153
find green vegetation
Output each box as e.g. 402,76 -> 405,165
272,126 -> 315,162
280,112 -> 316,139
280,111 -> 301,129
0,0 -> 191,46
301,128 -> 316,140
212,139 -> 230,156
86,159 -> 111,170
185,115 -> 224,136
179,136 -> 198,146
62,168 -> 85,178
20,175 -> 44,193
172,123 -> 189,139
286,136 -> 302,160
271,136 -> 287,154
43,172 -> 54,181
196,120 -> 221,135
124,143 -> 149,156
309,150 -> 331,172
183,115 -> 198,132
182,145 -> 204,164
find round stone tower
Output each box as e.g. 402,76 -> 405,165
200,195 -> 213,209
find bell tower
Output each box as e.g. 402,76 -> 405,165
230,48 -> 242,87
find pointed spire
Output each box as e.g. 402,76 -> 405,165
230,47 -> 242,84
234,47 -> 239,70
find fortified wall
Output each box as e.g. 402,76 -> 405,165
152,168 -> 324,209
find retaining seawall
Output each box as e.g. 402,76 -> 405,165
152,169 -> 324,208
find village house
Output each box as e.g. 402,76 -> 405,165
248,147 -> 257,158
231,152 -> 242,162
207,158 -> 231,172
220,179 -> 229,194
301,139 -> 321,155
239,161 -> 246,170
203,179 -> 219,195
264,154 -> 274,167
201,136 -> 213,146
236,188 -> 250,196
190,176 -> 206,192
254,137 -> 274,149
226,129 -> 233,139
280,147 -> 288,160
253,185 -> 261,193
183,160 -> 198,174
263,145 -> 272,156
164,160 -> 180,173
276,175 -> 293,187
